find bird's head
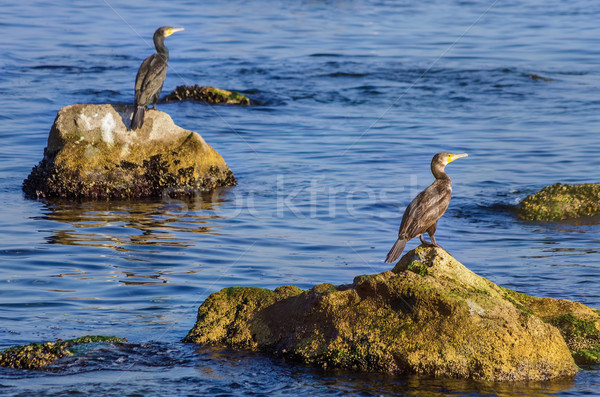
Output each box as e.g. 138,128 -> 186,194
156,26 -> 185,38
430,152 -> 468,178
433,152 -> 468,167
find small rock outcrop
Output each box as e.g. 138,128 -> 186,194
503,289 -> 600,365
23,104 -> 236,199
164,85 -> 250,105
519,183 -> 600,221
0,335 -> 125,369
184,246 -> 589,382
527,74 -> 552,82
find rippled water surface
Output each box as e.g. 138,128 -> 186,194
1,0 -> 599,395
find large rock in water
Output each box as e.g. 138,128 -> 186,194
519,183 -> 600,221
23,104 -> 236,199
183,246 -> 599,381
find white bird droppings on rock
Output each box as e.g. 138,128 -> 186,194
78,114 -> 92,130
101,113 -> 116,144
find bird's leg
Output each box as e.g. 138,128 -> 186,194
426,223 -> 441,247
428,233 -> 441,248
419,234 -> 436,247
152,103 -> 157,110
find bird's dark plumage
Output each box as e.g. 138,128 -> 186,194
385,152 -> 467,263
130,26 -> 184,131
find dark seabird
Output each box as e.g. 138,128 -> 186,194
130,26 -> 184,130
385,152 -> 468,263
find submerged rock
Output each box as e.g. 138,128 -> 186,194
519,183 -> 600,221
23,104 -> 236,199
526,74 -> 552,82
184,246 -> 586,381
0,335 -> 125,369
164,85 -> 250,105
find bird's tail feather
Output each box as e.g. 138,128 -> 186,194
130,106 -> 145,130
385,239 -> 407,263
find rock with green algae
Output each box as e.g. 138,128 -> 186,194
164,85 -> 250,105
519,183 -> 600,221
184,246 -> 582,382
23,104 -> 236,199
0,335 -> 125,369
503,288 -> 600,365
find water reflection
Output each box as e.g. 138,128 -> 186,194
24,189 -> 236,288
191,346 -> 575,397
556,215 -> 600,227
36,188 -> 235,248
397,375 -> 575,397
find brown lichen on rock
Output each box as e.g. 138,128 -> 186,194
0,335 -> 125,369
164,85 -> 250,105
23,104 -> 236,199
184,246 -> 580,381
519,183 -> 600,221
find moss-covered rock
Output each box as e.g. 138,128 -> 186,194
23,104 -> 236,199
503,289 -> 600,365
0,335 -> 125,369
164,85 -> 250,105
519,183 -> 600,221
184,246 -> 582,381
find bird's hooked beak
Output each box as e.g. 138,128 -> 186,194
447,153 -> 468,163
165,27 -> 184,37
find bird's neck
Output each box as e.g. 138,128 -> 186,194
154,35 -> 169,58
431,165 -> 450,181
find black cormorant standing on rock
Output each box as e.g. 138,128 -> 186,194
130,26 -> 184,130
385,152 -> 468,263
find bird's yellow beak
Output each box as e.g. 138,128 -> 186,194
447,153 -> 468,163
166,27 -> 184,36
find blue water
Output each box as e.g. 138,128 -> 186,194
1,0 -> 599,395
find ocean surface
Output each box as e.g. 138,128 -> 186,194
1,0 -> 599,395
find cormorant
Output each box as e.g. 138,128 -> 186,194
130,26 -> 184,131
385,152 -> 468,263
